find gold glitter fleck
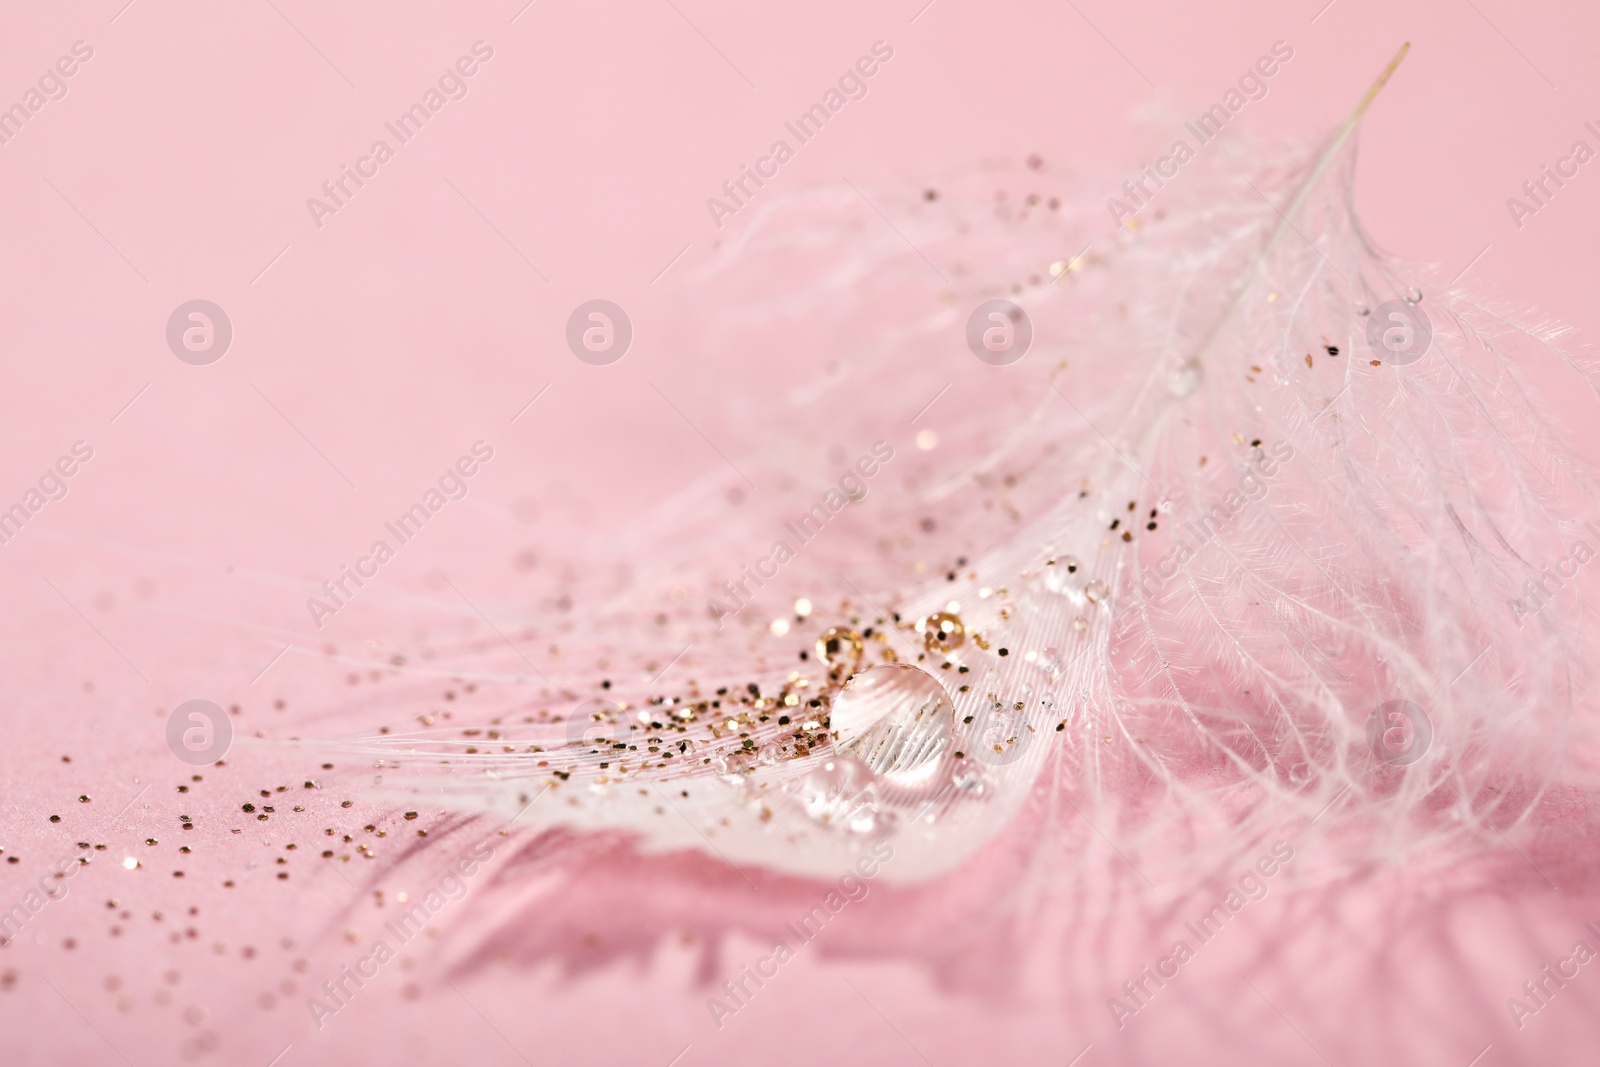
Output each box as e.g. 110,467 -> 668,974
919,611 -> 965,653
815,627 -> 864,667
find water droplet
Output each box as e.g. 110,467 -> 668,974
971,698 -> 1031,767
830,664 -> 954,783
1073,615 -> 1088,633
1405,286 -> 1422,304
1168,360 -> 1202,398
1084,579 -> 1109,605
815,627 -> 864,668
798,756 -> 879,830
1043,557 -> 1085,601
847,804 -> 893,835
918,612 -> 965,654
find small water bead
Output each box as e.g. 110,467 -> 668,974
1042,555 -> 1086,600
798,756 -> 880,831
846,804 -> 893,836
714,756 -> 748,788
971,699 -> 1031,767
919,612 -> 965,654
1405,286 -> 1422,304
1168,360 -> 1203,398
816,627 -> 864,668
830,664 -> 955,783
1083,579 -> 1109,605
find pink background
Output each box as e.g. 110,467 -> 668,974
2,1 -> 1599,1064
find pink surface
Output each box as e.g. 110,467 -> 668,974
2,1 -> 1600,1064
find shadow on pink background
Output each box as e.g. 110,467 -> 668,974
1,1 -> 1598,1064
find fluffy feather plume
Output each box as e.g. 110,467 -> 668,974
300,45 -> 1600,902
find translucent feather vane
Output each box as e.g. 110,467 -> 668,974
297,44 -> 1600,893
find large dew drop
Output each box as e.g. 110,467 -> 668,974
829,664 -> 954,783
